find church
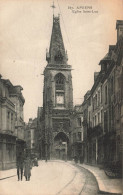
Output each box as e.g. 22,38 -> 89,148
39,14 -> 73,160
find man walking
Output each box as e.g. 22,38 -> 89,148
16,152 -> 24,181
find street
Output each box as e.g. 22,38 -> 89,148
0,161 -> 105,195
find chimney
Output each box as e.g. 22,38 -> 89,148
94,72 -> 99,82
14,85 -> 23,93
116,20 -> 123,41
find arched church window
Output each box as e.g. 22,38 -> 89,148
55,73 -> 65,90
55,73 -> 65,107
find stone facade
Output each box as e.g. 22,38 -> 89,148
0,76 -> 25,170
9,85 -> 25,157
37,107 -> 45,159
70,105 -> 84,163
24,118 -> 37,157
40,15 -> 73,160
82,20 -> 123,175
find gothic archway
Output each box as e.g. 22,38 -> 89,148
54,132 -> 69,160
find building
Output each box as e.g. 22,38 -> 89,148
40,15 -> 73,160
70,105 -> 84,163
25,118 -> 38,157
37,107 -> 45,159
0,75 -> 25,170
9,85 -> 25,157
82,20 -> 123,176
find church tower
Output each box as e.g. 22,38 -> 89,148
43,15 -> 73,160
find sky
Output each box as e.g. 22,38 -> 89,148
0,0 -> 123,122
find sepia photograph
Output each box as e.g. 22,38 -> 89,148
0,0 -> 123,194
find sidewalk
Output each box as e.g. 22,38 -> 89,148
73,162 -> 122,195
0,168 -> 16,180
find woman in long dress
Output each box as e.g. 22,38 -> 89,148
24,156 -> 32,181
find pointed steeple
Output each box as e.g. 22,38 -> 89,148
46,15 -> 68,65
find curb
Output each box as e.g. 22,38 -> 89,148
76,164 -> 122,195
0,175 -> 16,181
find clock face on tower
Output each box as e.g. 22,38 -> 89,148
56,94 -> 64,105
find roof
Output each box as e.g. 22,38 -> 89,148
99,53 -> 111,65
47,15 -> 67,65
99,45 -> 115,65
27,118 -> 37,129
74,105 -> 83,113
2,79 -> 13,87
116,20 -> 123,29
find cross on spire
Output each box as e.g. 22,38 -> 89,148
51,1 -> 56,16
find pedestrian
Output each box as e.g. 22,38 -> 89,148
16,152 -> 24,181
45,155 -> 47,162
24,155 -> 32,181
34,157 -> 38,166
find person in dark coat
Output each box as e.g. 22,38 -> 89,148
16,152 -> 24,181
24,156 -> 32,181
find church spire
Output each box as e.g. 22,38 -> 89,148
46,14 -> 68,65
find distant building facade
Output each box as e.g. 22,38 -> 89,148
25,118 -> 37,156
70,105 -> 84,163
0,76 -> 25,170
37,107 -> 45,159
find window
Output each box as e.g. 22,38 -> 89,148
101,85 -> 102,103
105,85 -> 108,104
95,115 -> 97,126
11,113 -> 13,130
101,110 -> 103,123
111,77 -> 114,95
95,94 -> 97,108
55,73 -> 64,90
93,117 -> 95,127
98,90 -> 100,106
73,133 -> 76,142
98,112 -> 100,124
104,111 -> 108,132
93,100 -> 94,111
78,132 -> 81,141
8,112 -> 10,119
11,113 -> 13,120
88,111 -> 90,127
32,143 -> 35,147
77,118 -> 81,127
